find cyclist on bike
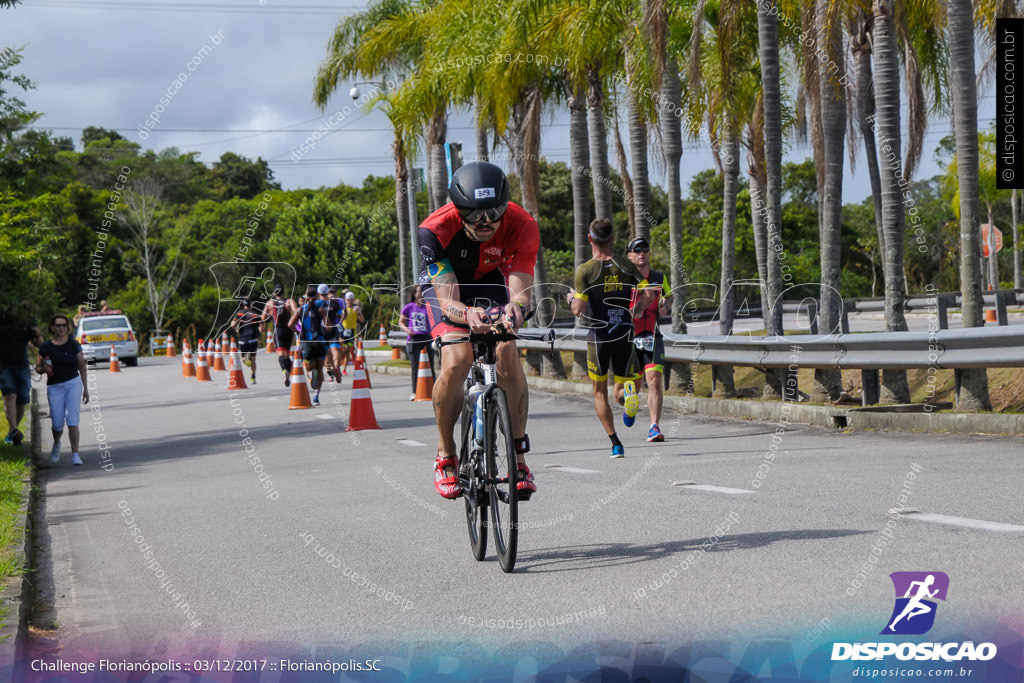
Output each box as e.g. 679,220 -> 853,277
567,218 -> 653,458
419,161 -> 538,500
626,237 -> 672,442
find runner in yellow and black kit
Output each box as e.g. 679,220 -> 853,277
567,218 -> 654,459
339,290 -> 363,375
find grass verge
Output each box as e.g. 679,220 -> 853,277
0,409 -> 32,634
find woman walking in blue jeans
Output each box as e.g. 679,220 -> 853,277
36,314 -> 89,466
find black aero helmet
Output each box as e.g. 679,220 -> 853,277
449,161 -> 510,224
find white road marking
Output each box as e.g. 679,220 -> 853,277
675,483 -> 755,495
316,414 -> 334,420
395,438 -> 425,447
897,511 -> 1024,532
544,464 -> 601,474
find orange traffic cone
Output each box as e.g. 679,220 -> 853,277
212,339 -> 226,371
182,339 -> 196,377
109,345 -> 121,373
288,347 -> 312,409
346,354 -> 381,430
414,348 -> 434,401
355,340 -> 371,388
226,339 -> 247,390
166,332 -> 176,357
266,332 -> 274,354
195,341 -> 212,381
391,346 -> 402,360
378,324 -> 387,347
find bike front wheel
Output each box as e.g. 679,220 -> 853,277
485,387 -> 518,573
460,414 -> 488,561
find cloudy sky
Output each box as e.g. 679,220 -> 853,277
4,0 -> 996,202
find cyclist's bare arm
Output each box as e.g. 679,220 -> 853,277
504,271 -> 533,330
431,270 -> 477,329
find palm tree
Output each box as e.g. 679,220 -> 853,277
948,0 -> 991,410
813,0 -> 847,402
314,0 -> 418,293
871,0 -> 911,403
756,0 -> 788,398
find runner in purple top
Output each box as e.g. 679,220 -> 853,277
399,285 -> 435,400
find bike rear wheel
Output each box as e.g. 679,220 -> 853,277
460,413 -> 487,561
486,387 -> 518,573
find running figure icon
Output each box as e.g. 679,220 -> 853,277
888,575 -> 938,630
882,571 -> 949,635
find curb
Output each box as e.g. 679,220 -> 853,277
0,389 -> 37,674
371,362 -> 1024,436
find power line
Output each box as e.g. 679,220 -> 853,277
26,0 -> 361,14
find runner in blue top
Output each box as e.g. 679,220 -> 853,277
399,285 -> 435,400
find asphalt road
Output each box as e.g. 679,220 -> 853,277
29,352 -> 1024,671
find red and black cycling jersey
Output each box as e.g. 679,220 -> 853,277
233,309 -> 262,341
266,297 -> 292,330
417,202 -> 540,285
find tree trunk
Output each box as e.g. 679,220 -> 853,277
569,81 -> 592,268
852,10 -> 885,256
587,67 -> 614,220
716,133 -> 739,398
627,64 -> 652,241
814,0 -> 846,402
747,97 -> 770,319
948,0 -> 990,410
1014,189 -> 1021,289
427,106 -> 448,212
474,94 -> 488,162
757,2 -> 787,399
393,136 -> 410,295
661,62 -> 689,389
519,87 -> 566,379
613,117 -> 636,236
872,0 -> 910,404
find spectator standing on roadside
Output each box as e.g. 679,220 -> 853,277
36,314 -> 89,465
399,285 -> 435,400
0,306 -> 43,446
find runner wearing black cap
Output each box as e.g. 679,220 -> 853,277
626,237 -> 672,442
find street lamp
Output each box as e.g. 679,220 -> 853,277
349,81 -> 379,100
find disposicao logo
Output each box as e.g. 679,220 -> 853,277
832,571 -> 998,662
882,571 -> 948,635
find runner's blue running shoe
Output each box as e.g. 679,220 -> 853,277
622,380 -> 638,428
647,424 -> 664,442
610,444 -> 625,458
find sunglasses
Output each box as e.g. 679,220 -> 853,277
53,323 -> 68,328
631,246 -> 650,253
458,202 -> 508,225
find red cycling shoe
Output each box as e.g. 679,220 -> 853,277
434,454 -> 462,499
517,464 -> 536,501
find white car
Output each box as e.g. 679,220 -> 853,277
77,312 -> 139,366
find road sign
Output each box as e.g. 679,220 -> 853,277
981,224 -> 1003,258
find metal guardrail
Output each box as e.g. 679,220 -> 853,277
389,323 -> 1024,370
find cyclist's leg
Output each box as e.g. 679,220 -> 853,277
496,340 -> 527,459
422,283 -> 472,461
